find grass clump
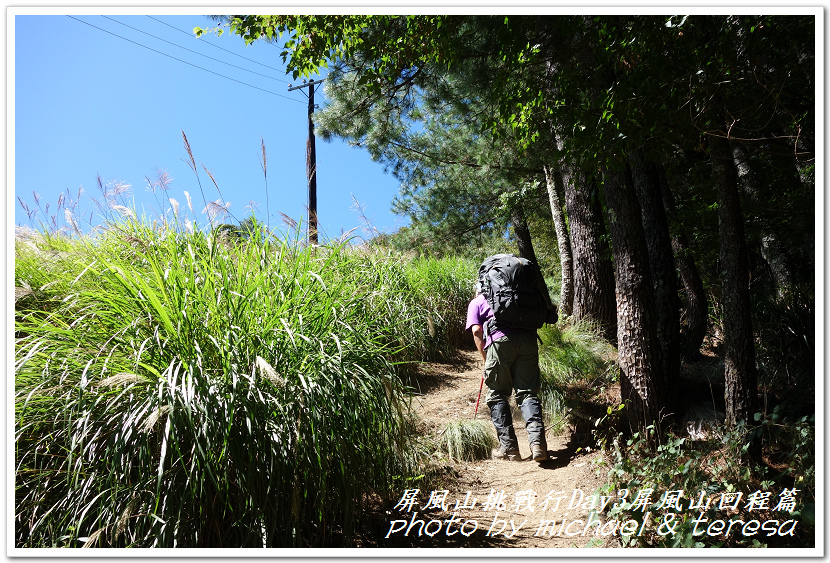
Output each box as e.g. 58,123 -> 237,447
401,256 -> 477,357
536,320 -> 619,435
437,419 -> 497,462
539,319 -> 618,383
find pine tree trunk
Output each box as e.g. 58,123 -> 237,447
511,206 -> 539,265
543,163 -> 574,317
710,134 -> 759,439
563,170 -> 617,341
629,149 -> 681,388
660,168 -> 709,362
602,162 -> 665,430
732,142 -> 793,293
672,235 -> 709,361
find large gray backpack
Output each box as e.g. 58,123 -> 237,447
478,253 -> 558,334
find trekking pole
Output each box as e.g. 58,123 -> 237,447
473,369 -> 485,418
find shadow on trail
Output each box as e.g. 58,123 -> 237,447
537,445 -> 575,470
403,351 -> 479,397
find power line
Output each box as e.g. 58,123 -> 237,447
102,16 -> 292,85
66,15 -> 304,104
145,15 -> 288,77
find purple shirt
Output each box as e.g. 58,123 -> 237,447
465,294 -> 511,349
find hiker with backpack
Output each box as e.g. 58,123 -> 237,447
465,254 -> 558,463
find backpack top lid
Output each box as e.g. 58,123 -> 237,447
478,253 -> 556,331
479,253 -> 526,289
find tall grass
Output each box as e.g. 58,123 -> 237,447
537,320 -> 619,434
15,219 -> 476,548
341,249 -> 477,374
400,255 -> 477,360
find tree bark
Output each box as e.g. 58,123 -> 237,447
543,163 -> 574,317
602,161 -> 665,430
710,133 -> 759,438
629,149 -> 681,388
511,205 -> 539,265
563,169 -> 617,341
659,168 -> 709,362
731,142 -> 793,294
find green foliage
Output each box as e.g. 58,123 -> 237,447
204,15 -> 457,84
752,285 -> 814,392
14,220 -> 476,548
14,232 -> 87,312
224,16 -> 813,348
755,407 -> 815,504
597,419 -> 815,548
381,222 -> 517,265
337,248 -> 477,373
399,255 -> 478,357
314,55 -> 546,254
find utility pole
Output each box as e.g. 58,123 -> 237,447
288,78 -> 325,246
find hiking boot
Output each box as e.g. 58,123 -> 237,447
492,446 -> 521,461
531,443 -> 549,462
489,400 -> 520,458
519,395 -> 549,459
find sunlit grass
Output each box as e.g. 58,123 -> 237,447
14,218 -> 476,548
538,319 -> 619,434
436,419 -> 497,462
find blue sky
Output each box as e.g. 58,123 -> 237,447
12,12 -> 407,241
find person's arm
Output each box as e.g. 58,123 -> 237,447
471,324 -> 486,362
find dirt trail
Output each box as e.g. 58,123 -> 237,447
377,350 -> 617,549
